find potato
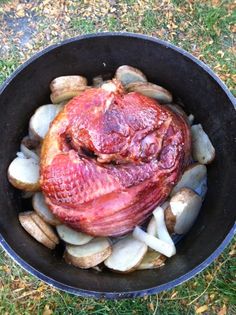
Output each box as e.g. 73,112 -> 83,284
104,235 -> 147,273
29,104 -> 63,140
166,188 -> 202,234
115,65 -> 147,85
191,124 -> 215,164
136,251 -> 166,270
170,163 -> 207,198
56,224 -> 93,245
30,212 -> 59,244
32,192 -> 61,226
50,75 -> 88,103
126,82 -> 172,103
8,156 -> 40,191
64,237 -> 111,269
19,212 -> 56,249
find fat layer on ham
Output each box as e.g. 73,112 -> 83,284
40,81 -> 191,236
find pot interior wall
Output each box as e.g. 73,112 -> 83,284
0,34 -> 235,296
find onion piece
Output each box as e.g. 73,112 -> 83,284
153,206 -> 174,246
133,226 -> 176,258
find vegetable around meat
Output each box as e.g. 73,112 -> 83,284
8,156 -> 40,191
8,65 -> 216,272
19,212 -> 57,249
104,235 -> 147,272
32,192 -> 61,226
64,237 -> 111,269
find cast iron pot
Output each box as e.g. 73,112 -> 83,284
0,33 -> 235,299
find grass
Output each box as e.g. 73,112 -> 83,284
0,0 -> 235,314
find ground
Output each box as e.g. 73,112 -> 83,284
0,0 -> 235,314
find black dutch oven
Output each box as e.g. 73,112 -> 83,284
0,33 -> 235,299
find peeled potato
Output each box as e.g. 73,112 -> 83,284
8,157 -> 40,191
32,192 -> 60,226
50,75 -> 88,103
104,235 -> 147,273
166,188 -> 202,234
29,104 -> 63,140
171,163 -> 207,197
64,237 -> 111,269
191,124 -> 215,164
126,82 -> 172,103
115,65 -> 147,85
136,251 -> 166,270
19,212 -> 56,249
56,224 -> 93,245
30,212 -> 59,244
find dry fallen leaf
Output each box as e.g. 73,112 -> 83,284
196,305 -> 208,314
43,304 -> 53,315
217,304 -> 227,315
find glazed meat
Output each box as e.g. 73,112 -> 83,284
40,80 -> 191,236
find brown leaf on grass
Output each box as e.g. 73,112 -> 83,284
218,305 -> 227,315
43,304 -> 53,315
170,291 -> 178,299
148,302 -> 155,311
196,305 -> 208,314
211,0 -> 220,6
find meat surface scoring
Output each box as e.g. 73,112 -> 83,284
40,80 -> 191,236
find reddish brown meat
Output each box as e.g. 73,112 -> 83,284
40,80 -> 191,236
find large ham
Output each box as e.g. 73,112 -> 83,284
40,81 -> 191,236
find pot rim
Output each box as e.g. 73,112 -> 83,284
0,32 -> 235,299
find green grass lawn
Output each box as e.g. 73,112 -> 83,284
0,0 -> 235,314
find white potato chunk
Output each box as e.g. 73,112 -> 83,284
104,235 -> 147,272
56,225 -> 93,245
133,227 -> 176,258
30,212 -> 59,244
191,124 -> 215,164
29,104 -> 63,140
171,163 -> 207,198
136,251 -> 166,270
166,188 -> 202,234
65,237 -> 111,269
8,157 -> 40,191
50,75 -> 88,103
19,212 -> 56,249
32,192 -> 61,226
126,82 -> 172,103
115,65 -> 147,85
